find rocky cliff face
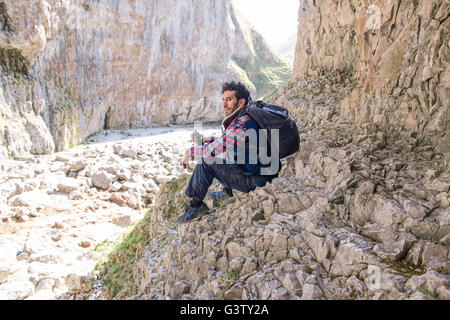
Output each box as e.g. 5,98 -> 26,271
294,0 -> 449,154
0,0 -> 290,159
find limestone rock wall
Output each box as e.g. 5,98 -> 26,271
293,0 -> 449,154
0,0 -> 290,158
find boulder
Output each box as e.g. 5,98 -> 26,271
91,171 -> 113,190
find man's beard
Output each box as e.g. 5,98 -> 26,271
225,103 -> 239,117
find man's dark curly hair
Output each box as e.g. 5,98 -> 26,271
222,81 -> 251,106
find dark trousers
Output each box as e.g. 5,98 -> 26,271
185,160 -> 278,202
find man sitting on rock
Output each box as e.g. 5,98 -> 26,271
179,81 -> 281,222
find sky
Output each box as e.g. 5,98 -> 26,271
231,0 -> 299,47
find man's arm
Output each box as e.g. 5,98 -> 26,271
184,121 -> 247,162
191,132 -> 216,145
202,136 -> 216,143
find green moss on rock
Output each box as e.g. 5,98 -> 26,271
96,211 -> 152,298
153,173 -> 192,219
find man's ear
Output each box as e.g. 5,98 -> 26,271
238,98 -> 246,107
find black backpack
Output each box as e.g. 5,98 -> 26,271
243,100 -> 300,159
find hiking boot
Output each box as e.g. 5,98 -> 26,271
177,200 -> 209,222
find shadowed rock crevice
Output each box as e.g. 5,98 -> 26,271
0,2 -> 12,32
0,47 -> 29,76
104,108 -> 111,130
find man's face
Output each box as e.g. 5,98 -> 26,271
222,90 -> 245,117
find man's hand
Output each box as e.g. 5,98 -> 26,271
192,131 -> 215,145
202,136 -> 214,143
181,152 -> 189,169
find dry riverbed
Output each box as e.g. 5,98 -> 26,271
0,124 -> 221,300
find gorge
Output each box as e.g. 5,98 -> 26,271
0,0 -> 448,301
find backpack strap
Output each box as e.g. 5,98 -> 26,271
236,114 -> 251,123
